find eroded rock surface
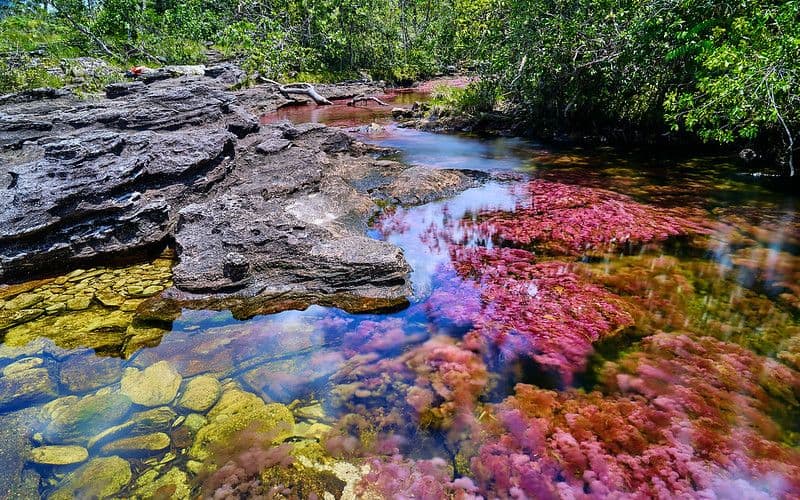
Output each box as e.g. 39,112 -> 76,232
0,74 -> 477,313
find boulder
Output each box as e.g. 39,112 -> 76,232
177,375 -> 221,412
189,388 -> 293,460
50,456 -> 131,499
120,361 -> 182,406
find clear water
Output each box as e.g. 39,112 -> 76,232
1,105 -> 798,498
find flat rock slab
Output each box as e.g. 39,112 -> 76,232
0,74 -> 477,314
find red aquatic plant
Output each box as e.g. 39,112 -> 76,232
468,333 -> 800,499
427,247 -> 635,385
357,455 -> 481,499
467,180 -> 704,256
331,336 -> 489,432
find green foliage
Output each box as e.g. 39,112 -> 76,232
461,0 -> 799,172
0,53 -> 64,92
2,0 -> 798,172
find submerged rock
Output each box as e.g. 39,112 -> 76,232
50,456 -> 131,500
101,432 -> 171,455
190,388 -> 294,460
120,361 -> 182,407
87,406 -> 177,449
43,392 -> 132,443
0,367 -> 58,412
29,445 -> 88,465
59,355 -> 124,393
177,375 -> 221,412
2,356 -> 43,376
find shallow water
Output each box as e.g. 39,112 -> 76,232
1,106 -> 799,498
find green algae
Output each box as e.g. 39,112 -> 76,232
49,456 -> 132,499
190,388 -> 294,460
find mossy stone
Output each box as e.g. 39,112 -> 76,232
177,375 -> 221,412
189,388 -> 294,460
66,296 -> 92,311
100,432 -> 171,455
120,361 -> 182,407
4,293 -> 44,311
29,445 -> 88,465
50,456 -> 131,500
133,467 -> 190,499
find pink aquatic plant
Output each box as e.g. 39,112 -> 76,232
467,180 -> 704,255
429,247 -> 635,384
357,455 -> 481,499
469,333 -> 800,499
199,423 -> 295,499
331,336 -> 488,431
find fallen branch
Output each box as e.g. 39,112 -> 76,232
263,78 -> 332,105
347,95 -> 389,107
61,12 -> 117,60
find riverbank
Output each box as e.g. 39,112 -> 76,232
0,68 -> 478,315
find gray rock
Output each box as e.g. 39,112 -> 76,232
0,73 -> 479,316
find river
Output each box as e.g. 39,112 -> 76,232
0,91 -> 798,498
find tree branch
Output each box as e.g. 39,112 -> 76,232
61,12 -> 117,60
262,78 -> 332,105
347,95 -> 388,106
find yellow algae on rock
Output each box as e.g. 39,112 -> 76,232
189,388 -> 294,460
120,361 -> 182,407
50,456 -> 131,500
29,445 -> 88,465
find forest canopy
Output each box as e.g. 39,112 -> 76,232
1,0 -> 798,173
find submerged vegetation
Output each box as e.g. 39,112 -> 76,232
1,0 -> 800,498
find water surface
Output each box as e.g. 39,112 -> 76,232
1,107 -> 798,498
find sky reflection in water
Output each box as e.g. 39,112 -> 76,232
1,112 -> 799,498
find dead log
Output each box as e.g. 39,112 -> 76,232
347,95 -> 389,107
263,79 -> 332,105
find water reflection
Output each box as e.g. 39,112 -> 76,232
364,126 -> 539,171
0,124 -> 799,497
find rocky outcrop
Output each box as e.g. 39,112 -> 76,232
0,73 -> 477,314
